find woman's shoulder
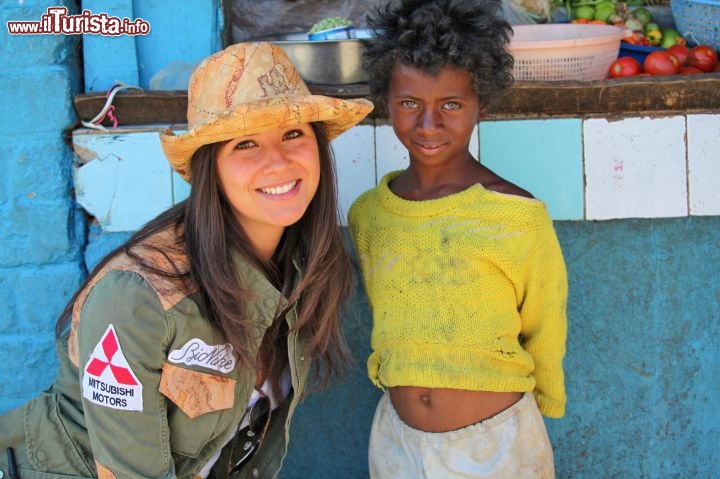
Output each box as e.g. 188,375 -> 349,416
109,226 -> 188,271
88,226 -> 193,309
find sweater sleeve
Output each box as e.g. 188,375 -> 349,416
347,193 -> 365,244
77,269 -> 177,478
518,213 -> 568,418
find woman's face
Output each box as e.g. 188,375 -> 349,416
216,123 -> 320,259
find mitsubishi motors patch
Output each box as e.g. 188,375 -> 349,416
82,324 -> 143,411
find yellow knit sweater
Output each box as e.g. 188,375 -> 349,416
348,171 -> 568,418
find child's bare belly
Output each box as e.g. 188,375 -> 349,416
389,386 -> 523,432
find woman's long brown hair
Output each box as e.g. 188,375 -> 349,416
57,123 -> 353,388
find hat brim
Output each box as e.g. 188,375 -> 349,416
159,95 -> 373,182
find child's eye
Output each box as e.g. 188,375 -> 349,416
400,100 -> 418,109
443,101 -> 460,110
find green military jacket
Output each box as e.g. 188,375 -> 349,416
0,228 -> 310,478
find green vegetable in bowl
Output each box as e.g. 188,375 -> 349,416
308,17 -> 353,34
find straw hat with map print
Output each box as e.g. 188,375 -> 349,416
160,42 -> 374,182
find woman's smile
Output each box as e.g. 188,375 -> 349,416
258,179 -> 300,196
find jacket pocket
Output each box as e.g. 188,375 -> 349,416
23,394 -> 95,478
159,362 -> 236,457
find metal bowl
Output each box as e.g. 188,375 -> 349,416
252,31 -> 371,85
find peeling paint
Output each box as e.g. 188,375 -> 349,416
72,143 -> 98,165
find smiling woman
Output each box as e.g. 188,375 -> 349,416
216,124 -> 321,261
0,42 -> 372,479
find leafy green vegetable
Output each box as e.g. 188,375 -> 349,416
308,17 -> 353,34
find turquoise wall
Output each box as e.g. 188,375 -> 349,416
283,219 -> 720,478
1,1 -> 718,477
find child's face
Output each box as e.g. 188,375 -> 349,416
216,123 -> 321,258
387,62 -> 482,168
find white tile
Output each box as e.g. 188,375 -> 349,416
375,125 -> 408,181
73,129 -> 173,232
333,125 -> 376,225
584,116 -> 687,220
687,114 -> 720,216
470,124 -> 479,159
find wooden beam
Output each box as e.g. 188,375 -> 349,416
73,74 -> 720,127
492,74 -> 720,119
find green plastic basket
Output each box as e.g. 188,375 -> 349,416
670,0 -> 720,49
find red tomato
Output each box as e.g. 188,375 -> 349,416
609,57 -> 642,78
667,53 -> 681,70
667,44 -> 689,65
644,51 -> 679,75
715,63 -> 720,72
686,45 -> 719,72
678,66 -> 704,74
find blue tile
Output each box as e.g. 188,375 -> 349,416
172,172 -> 191,204
479,118 -> 584,220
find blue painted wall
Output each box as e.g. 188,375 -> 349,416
0,0 -> 220,412
1,0 -> 718,477
281,219 -> 720,478
50,220 -> 720,478
82,0 -> 222,91
0,0 -> 85,407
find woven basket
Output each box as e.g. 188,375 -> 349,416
670,0 -> 720,49
510,24 -> 625,81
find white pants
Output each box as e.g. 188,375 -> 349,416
368,392 -> 555,479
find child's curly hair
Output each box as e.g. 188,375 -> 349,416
363,0 -> 514,111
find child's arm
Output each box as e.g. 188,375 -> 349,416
519,214 -> 568,418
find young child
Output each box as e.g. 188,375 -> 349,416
348,0 -> 568,477
1,42 -> 372,478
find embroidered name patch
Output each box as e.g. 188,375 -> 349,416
82,324 -> 143,412
167,338 -> 236,373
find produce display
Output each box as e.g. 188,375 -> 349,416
609,44 -> 719,76
567,1 -> 682,48
544,0 -> 720,79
